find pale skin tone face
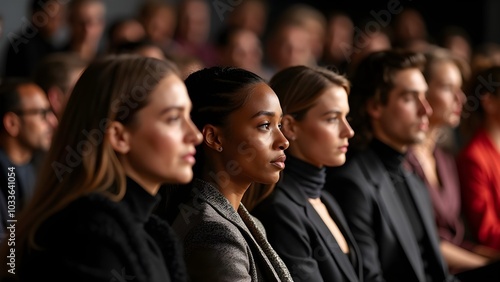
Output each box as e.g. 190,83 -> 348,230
203,83 -> 289,209
145,7 -> 176,43
426,61 -> 465,129
179,0 -> 210,44
70,2 -> 105,46
114,74 -> 203,195
224,30 -> 263,75
274,26 -> 313,70
370,68 -> 432,152
327,15 -> 354,62
283,85 -> 354,168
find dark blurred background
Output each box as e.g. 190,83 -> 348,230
1,0 -> 498,67
266,0 -> 490,47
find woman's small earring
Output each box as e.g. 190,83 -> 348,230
218,147 -> 223,152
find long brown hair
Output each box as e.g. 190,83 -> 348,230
0,55 -> 179,272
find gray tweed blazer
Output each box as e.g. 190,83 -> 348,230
172,178 -> 293,282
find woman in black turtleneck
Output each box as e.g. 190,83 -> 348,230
246,66 -> 363,282
0,57 -> 200,282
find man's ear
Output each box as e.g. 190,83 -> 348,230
366,97 -> 383,120
3,112 -> 21,137
281,114 -> 298,141
202,124 -> 223,151
107,121 -> 131,154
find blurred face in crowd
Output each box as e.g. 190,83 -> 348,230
144,6 -> 176,44
69,1 -> 106,45
326,14 -> 354,63
16,83 -> 58,152
112,19 -> 146,45
228,0 -> 267,36
272,25 -> 313,70
221,29 -> 263,74
178,0 -> 210,44
426,61 -> 465,128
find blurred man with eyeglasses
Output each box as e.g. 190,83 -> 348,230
0,78 -> 57,242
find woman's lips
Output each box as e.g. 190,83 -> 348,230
271,155 -> 286,169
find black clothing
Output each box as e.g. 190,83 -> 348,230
325,144 -> 454,282
15,177 -> 187,282
0,149 -> 41,243
252,155 -> 363,282
371,139 -> 445,282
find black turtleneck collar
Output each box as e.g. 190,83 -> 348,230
284,154 -> 326,199
369,138 -> 406,174
123,177 -> 161,224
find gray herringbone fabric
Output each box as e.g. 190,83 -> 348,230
238,204 -> 293,282
172,178 -> 293,281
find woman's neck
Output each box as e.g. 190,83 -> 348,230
201,167 -> 250,211
414,124 -> 442,153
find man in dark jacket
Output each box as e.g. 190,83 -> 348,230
325,50 -> 456,282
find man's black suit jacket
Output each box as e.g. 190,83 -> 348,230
325,148 -> 454,282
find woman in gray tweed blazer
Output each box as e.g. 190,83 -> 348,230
163,67 -> 293,282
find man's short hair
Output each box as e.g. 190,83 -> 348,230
0,78 -> 33,131
348,49 -> 426,149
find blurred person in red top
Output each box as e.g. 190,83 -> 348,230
457,66 -> 500,253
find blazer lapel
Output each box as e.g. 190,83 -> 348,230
360,151 -> 426,281
322,192 -> 364,282
403,171 -> 447,274
239,206 -> 293,282
281,174 -> 360,282
194,179 -> 291,282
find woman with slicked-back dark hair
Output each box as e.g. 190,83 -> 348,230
0,55 -> 202,282
163,66 -> 293,282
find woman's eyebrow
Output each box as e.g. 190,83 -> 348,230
159,106 -> 183,115
251,111 -> 276,118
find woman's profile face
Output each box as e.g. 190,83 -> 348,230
121,74 -> 202,186
217,83 -> 289,185
426,61 -> 465,128
289,85 -> 354,168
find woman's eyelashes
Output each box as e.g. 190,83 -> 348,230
166,115 -> 181,123
326,115 -> 340,123
257,120 -> 282,131
326,113 -> 350,124
258,122 -> 271,130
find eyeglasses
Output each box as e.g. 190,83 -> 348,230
13,108 -> 53,120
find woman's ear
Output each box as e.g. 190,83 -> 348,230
281,114 -> 297,141
107,121 -> 131,154
202,124 -> 223,151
